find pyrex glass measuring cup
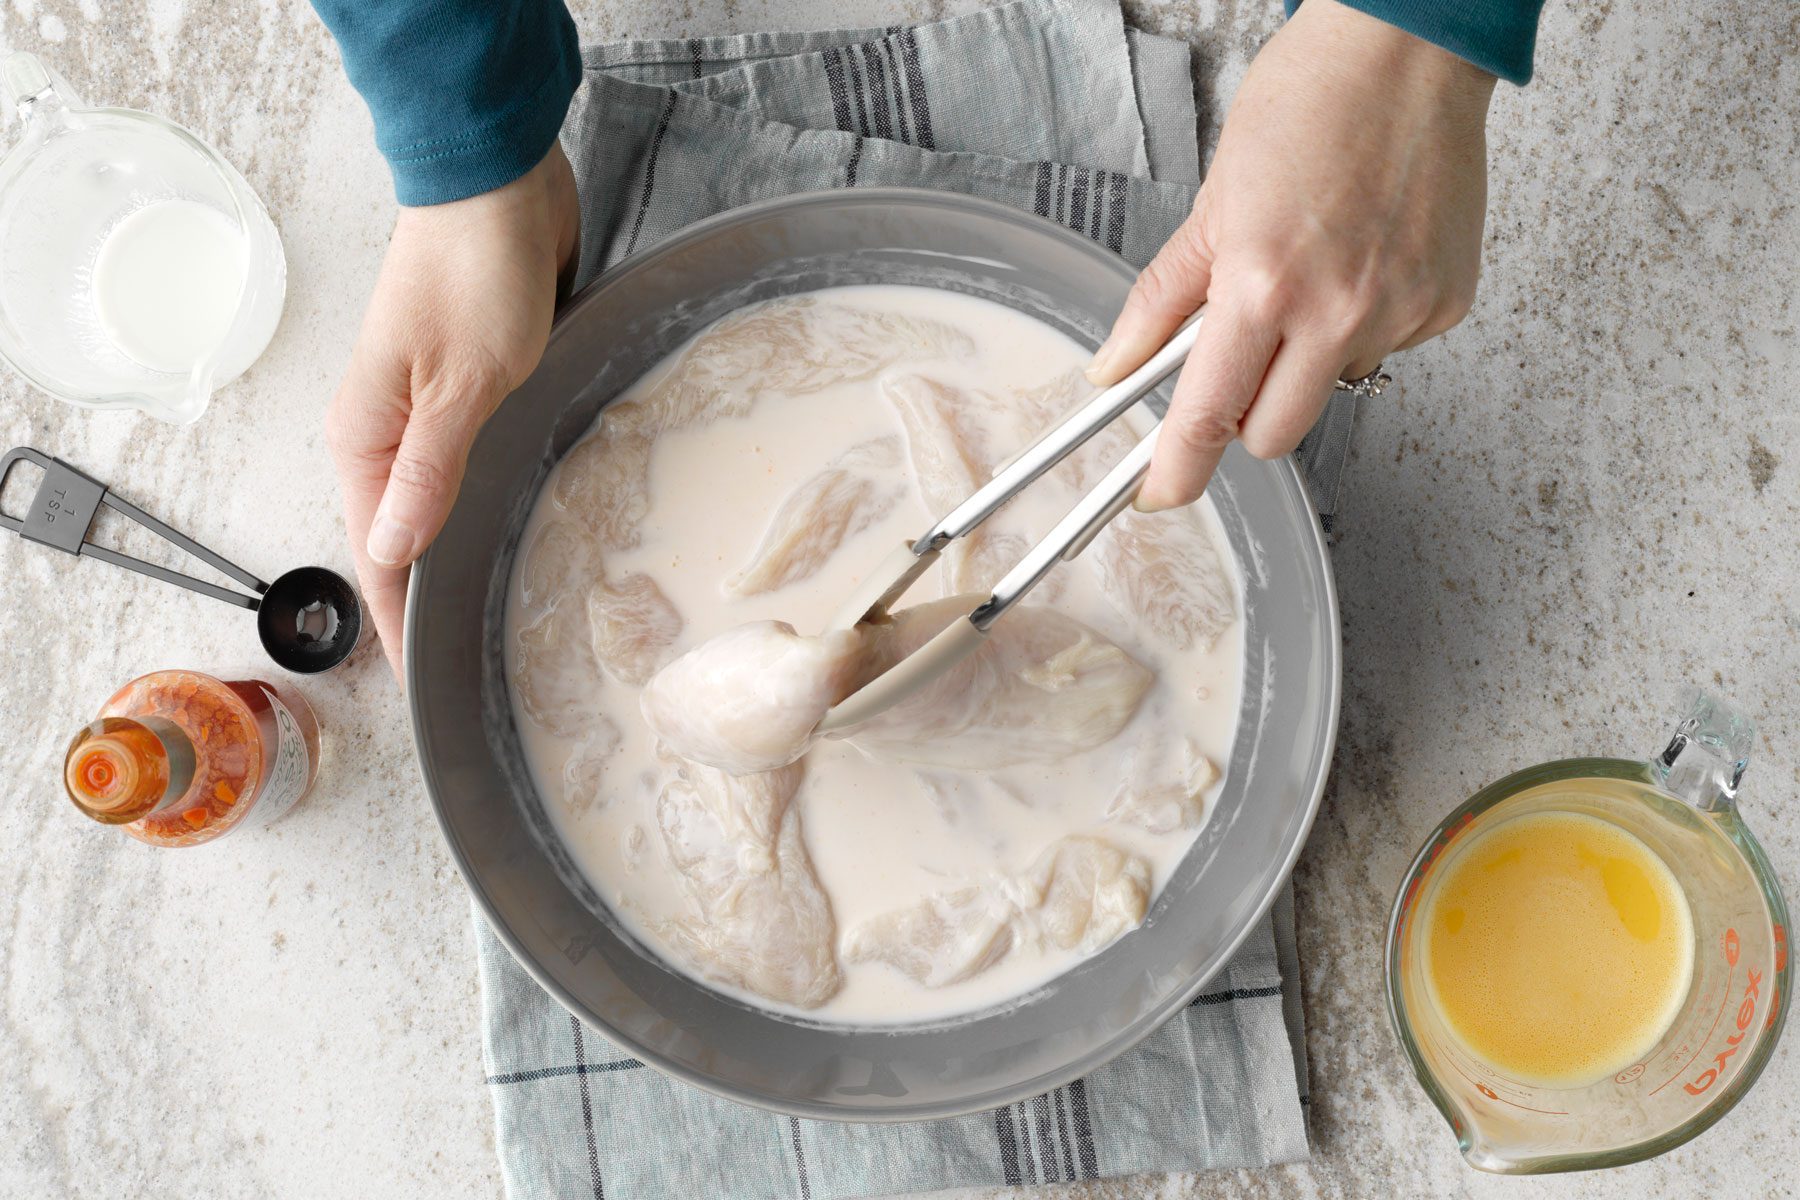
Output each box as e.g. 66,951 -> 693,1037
0,52 -> 285,423
1386,691 -> 1790,1172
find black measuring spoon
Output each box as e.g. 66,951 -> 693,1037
0,447 -> 362,673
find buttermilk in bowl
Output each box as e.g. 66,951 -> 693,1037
504,286 -> 1243,1024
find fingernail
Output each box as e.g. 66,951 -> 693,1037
1132,493 -> 1171,515
367,512 -> 417,567
1085,338 -> 1122,385
1132,483 -> 1175,515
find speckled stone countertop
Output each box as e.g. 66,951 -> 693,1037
1,1 -> 1796,1197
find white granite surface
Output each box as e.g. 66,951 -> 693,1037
1,0 -> 1796,1197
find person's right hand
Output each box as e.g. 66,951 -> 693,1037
326,144 -> 579,680
1088,0 -> 1496,512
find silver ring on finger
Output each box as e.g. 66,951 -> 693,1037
1333,364 -> 1392,398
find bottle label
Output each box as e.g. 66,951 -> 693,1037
243,689 -> 311,830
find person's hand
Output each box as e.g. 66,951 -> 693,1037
1088,0 -> 1496,511
327,144 -> 579,679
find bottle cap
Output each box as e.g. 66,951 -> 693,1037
64,716 -> 195,824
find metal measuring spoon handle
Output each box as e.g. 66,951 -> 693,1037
0,446 -> 263,606
0,446 -> 362,672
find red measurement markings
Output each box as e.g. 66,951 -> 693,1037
1684,968 -> 1763,1096
1395,811 -> 1476,942
1771,925 -> 1788,1032
1651,929 -> 1738,1097
1438,1047 -> 1568,1116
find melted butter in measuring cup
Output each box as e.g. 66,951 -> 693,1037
91,199 -> 246,374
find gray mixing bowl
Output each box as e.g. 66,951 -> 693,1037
406,189 -> 1340,1121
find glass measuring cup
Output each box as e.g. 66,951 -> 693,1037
0,52 -> 285,423
1386,691 -> 1790,1172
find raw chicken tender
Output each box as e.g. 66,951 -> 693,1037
725,437 -> 904,598
649,297 -> 974,429
560,719 -> 623,816
1012,371 -> 1236,649
514,597 -> 603,738
847,597 -> 1153,769
846,836 -> 1150,986
1106,735 -> 1221,834
519,519 -> 592,612
843,884 -> 1017,987
1092,510 -> 1237,651
1022,836 -> 1153,954
884,375 -> 994,507
639,622 -> 863,774
883,375 -> 1028,595
552,300 -> 970,551
552,419 -> 657,551
588,572 -> 684,686
656,757 -> 842,1008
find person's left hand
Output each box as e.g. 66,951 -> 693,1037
326,144 -> 579,680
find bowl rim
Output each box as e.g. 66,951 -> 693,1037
406,185 -> 1342,1121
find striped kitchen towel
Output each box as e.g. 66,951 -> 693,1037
475,1 -> 1339,1196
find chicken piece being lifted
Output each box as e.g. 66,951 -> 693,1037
640,599 -> 1151,775
655,757 -> 842,1008
724,437 -> 904,598
845,836 -> 1151,987
638,622 -> 864,774
847,597 -> 1153,770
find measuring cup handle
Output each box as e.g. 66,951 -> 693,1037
1650,688 -> 1754,814
2,52 -> 81,135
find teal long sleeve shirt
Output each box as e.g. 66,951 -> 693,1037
1290,0 -> 1545,86
309,0 -> 582,205
311,0 -> 1544,207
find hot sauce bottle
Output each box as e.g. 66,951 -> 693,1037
63,670 -> 319,846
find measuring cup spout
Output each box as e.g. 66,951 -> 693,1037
170,362 -> 219,425
1651,689 -> 1753,814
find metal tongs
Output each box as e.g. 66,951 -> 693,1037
817,313 -> 1202,733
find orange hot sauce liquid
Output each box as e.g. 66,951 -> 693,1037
95,671 -> 320,846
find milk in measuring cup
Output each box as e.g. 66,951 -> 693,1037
0,51 -> 285,421
91,200 -> 246,374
